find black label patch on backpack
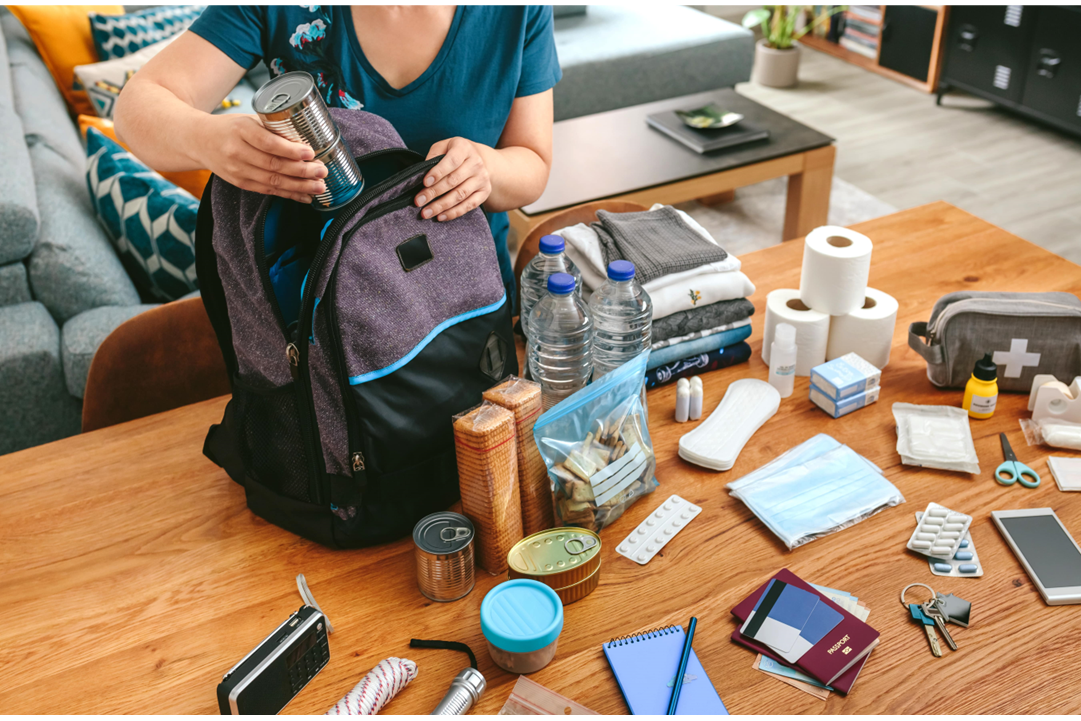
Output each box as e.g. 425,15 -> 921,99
396,233 -> 433,272
479,330 -> 509,381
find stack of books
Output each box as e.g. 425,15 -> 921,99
839,5 -> 882,58
731,569 -> 880,697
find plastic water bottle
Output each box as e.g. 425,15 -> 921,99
519,235 -> 581,340
528,273 -> 594,410
589,260 -> 653,380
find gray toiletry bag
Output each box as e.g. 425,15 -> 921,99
909,291 -> 1081,391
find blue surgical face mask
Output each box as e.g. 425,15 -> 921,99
728,434 -> 905,550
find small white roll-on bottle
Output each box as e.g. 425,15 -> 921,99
768,323 -> 797,398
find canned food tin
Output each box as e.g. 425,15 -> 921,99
551,560 -> 602,605
508,528 -> 601,603
414,512 -> 475,603
253,72 -> 338,152
253,71 -> 364,211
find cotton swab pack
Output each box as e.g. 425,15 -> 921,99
679,379 -> 780,471
615,494 -> 701,565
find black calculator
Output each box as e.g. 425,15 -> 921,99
217,605 -> 330,714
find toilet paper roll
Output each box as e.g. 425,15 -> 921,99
826,287 -> 899,369
799,226 -> 873,316
762,288 -> 830,376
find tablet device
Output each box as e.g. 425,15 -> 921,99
991,508 -> 1081,605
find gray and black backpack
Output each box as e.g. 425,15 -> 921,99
196,109 -> 516,548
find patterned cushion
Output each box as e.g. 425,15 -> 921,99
74,37 -> 177,119
89,5 -> 204,61
85,128 -> 199,301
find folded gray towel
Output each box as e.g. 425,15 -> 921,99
592,207 -> 728,285
652,298 -> 755,343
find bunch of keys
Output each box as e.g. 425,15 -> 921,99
899,583 -> 971,657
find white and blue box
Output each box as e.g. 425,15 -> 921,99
809,352 -> 881,402
809,384 -> 880,418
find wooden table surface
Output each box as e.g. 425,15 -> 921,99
3,202 -> 1080,714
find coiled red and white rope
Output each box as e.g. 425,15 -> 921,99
325,657 -> 418,715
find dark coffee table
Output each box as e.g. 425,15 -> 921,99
510,88 -> 835,243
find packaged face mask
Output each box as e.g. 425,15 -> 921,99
727,433 -> 905,550
892,403 -> 981,474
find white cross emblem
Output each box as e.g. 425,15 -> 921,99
992,338 -> 1041,378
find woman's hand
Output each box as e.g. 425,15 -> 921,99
415,137 -> 492,221
194,114 -> 328,203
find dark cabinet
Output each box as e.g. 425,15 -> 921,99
1019,6 -> 1081,131
942,5 -> 1036,103
879,6 -> 939,82
940,5 -> 1081,137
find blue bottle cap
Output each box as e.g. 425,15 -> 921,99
538,235 -> 565,254
480,579 -> 563,653
547,272 -> 576,295
607,260 -> 635,281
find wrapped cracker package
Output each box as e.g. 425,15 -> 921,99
534,353 -> 659,533
453,401 -> 523,574
483,376 -> 554,535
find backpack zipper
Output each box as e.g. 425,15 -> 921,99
296,154 -> 439,488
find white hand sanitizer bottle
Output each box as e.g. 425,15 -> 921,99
768,323 -> 797,398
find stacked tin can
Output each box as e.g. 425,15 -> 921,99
507,528 -> 602,605
253,71 -> 364,211
413,512 -> 476,602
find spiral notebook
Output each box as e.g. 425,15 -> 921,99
602,625 -> 728,715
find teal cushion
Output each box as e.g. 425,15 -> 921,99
89,5 -> 204,60
85,128 -> 199,301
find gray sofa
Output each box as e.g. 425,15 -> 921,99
0,6 -> 752,455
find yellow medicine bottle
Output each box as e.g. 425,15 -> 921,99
962,353 -> 998,419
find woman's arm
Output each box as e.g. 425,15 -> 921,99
415,89 -> 553,221
114,32 -> 326,203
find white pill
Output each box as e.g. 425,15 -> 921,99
929,507 -> 949,517
638,553 -> 647,562
682,511 -> 692,519
647,544 -> 657,552
655,511 -> 664,518
663,504 -> 672,511
646,519 -> 656,527
690,506 -> 700,512
923,517 -> 945,526
943,523 -> 964,532
946,513 -> 967,523
673,520 -> 683,528
911,540 -> 932,549
931,545 -> 954,554
938,532 -> 960,540
618,545 -> 628,553
916,533 -> 937,541
664,528 -> 674,536
628,537 -> 638,545
637,528 -> 647,535
671,497 -> 682,504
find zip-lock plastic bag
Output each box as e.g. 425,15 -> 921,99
498,675 -> 599,715
534,353 -> 658,533
1020,417 -> 1081,451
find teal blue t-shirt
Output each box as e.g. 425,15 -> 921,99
189,5 -> 562,304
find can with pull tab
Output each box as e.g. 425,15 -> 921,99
413,512 -> 476,602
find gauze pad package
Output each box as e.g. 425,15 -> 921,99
727,434 -> 905,550
892,403 -> 981,474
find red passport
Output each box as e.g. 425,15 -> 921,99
731,569 -> 879,693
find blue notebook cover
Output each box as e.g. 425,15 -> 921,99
603,626 -> 728,715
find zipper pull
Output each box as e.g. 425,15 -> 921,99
286,342 -> 300,381
351,451 -> 365,473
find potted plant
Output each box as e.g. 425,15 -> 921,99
743,5 -> 846,88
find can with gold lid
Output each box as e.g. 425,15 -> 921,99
508,528 -> 601,605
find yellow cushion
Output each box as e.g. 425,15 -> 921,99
77,115 -> 211,199
7,5 -> 125,116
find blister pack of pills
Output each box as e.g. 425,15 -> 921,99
615,494 -> 701,565
905,502 -> 972,560
915,512 -> 983,577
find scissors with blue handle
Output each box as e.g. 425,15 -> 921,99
996,433 -> 1041,488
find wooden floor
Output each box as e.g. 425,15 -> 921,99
729,41 -> 1081,262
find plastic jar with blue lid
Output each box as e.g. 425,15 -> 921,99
480,579 -> 564,674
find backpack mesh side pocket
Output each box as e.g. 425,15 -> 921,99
232,376 -> 313,503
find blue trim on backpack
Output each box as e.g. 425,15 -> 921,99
348,294 -> 507,385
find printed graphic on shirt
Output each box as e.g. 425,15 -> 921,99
272,6 -> 364,110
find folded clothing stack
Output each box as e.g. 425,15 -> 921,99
559,205 -> 756,388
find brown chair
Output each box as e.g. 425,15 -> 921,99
512,200 -> 648,288
81,297 -> 230,432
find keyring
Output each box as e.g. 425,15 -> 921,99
899,582 -> 936,608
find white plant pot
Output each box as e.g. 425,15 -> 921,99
752,39 -> 801,88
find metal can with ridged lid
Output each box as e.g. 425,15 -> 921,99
413,512 -> 475,602
507,528 -> 601,605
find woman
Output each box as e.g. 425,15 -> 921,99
114,5 -> 561,304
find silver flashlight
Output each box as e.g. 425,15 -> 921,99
431,667 -> 486,715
